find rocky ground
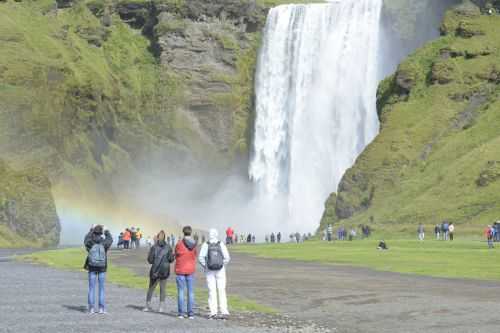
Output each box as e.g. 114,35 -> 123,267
111,247 -> 500,333
0,259 -> 286,333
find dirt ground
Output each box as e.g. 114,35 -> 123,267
109,247 -> 500,333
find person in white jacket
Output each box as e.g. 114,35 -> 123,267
198,228 -> 231,319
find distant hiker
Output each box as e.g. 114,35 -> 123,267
322,229 -> 327,241
143,230 -> 174,313
117,232 -> 124,249
234,234 -> 238,244
136,228 -> 142,248
226,227 -> 234,245
276,232 -> 281,243
495,222 -> 500,242
84,225 -> 113,314
327,224 -> 333,241
295,232 -> 300,243
146,236 -> 153,248
442,222 -> 449,241
265,234 -> 269,243
171,234 -> 176,248
434,224 -> 441,240
349,227 -> 356,241
131,227 -> 137,249
175,226 -> 197,319
448,223 -> 455,241
377,240 -> 388,250
418,224 -> 425,241
245,234 -> 250,243
123,228 -> 131,249
199,229 -> 231,320
485,226 -> 494,249
270,233 -> 275,243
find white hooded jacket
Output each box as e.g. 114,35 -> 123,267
198,229 -> 230,270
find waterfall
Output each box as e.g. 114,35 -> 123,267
249,0 -> 383,232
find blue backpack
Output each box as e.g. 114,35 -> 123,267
88,243 -> 106,268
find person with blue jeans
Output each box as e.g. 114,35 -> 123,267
175,226 -> 197,319
84,225 -> 113,314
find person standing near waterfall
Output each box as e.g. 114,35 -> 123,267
84,225 -> 113,314
175,226 -> 197,319
199,229 -> 231,319
143,230 -> 174,313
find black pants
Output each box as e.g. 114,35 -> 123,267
146,277 -> 166,302
449,232 -> 454,241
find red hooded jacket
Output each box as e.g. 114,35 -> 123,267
175,238 -> 197,275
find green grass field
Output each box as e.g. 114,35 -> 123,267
20,248 -> 275,314
234,238 -> 500,281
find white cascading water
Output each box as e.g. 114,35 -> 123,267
249,0 -> 383,232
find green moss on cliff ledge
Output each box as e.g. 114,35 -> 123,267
328,5 -> 500,233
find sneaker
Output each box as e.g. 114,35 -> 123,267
143,307 -> 152,312
98,308 -> 107,315
219,314 -> 229,320
178,315 -> 185,319
88,308 -> 95,315
188,315 -> 195,320
208,314 -> 217,320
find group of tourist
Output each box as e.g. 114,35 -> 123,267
84,225 -> 231,319
323,224 -> 369,242
431,222 -> 455,241
484,221 -> 500,248
224,227 -> 256,244
117,227 -> 143,249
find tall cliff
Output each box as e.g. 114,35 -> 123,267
323,1 -> 500,233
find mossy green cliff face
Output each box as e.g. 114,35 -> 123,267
0,0 -> 265,246
323,2 -> 500,234
0,160 -> 60,247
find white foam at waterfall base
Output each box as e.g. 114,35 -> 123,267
249,0 -> 383,233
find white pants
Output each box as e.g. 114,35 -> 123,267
418,232 -> 425,241
206,268 -> 229,316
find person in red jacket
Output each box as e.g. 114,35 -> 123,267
225,227 -> 234,245
175,226 -> 197,319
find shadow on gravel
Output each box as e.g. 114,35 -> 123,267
126,305 -> 208,319
63,305 -> 88,313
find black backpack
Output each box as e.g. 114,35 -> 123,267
206,242 -> 224,271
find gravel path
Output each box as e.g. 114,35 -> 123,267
112,247 -> 500,333
0,259 -> 282,333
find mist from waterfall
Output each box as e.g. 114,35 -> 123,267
249,0 -> 383,232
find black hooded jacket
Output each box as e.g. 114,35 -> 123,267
84,230 -> 113,273
147,240 -> 174,280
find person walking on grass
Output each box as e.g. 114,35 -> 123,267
143,230 -> 174,313
448,223 -> 455,241
84,225 -> 113,314
485,225 -> 494,249
434,224 -> 440,240
199,229 -> 231,320
418,224 -> 425,241
175,226 -> 197,319
442,221 -> 449,241
327,224 -> 333,241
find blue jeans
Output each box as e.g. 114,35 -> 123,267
176,274 -> 195,316
88,272 -> 106,311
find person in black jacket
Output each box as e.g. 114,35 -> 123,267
143,230 -> 174,313
84,225 -> 113,314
